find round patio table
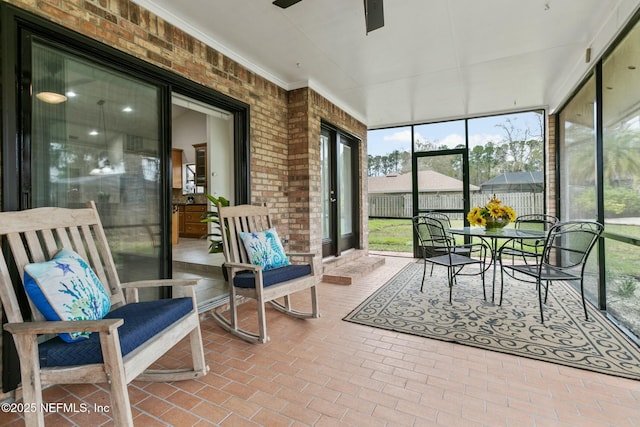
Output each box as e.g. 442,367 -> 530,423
447,227 -> 547,302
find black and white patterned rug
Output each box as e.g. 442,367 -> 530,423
344,262 -> 640,380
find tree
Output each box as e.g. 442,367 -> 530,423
494,117 -> 543,173
368,112 -> 545,182
567,121 -> 640,187
603,124 -> 640,187
367,150 -> 410,176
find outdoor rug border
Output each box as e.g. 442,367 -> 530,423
343,262 -> 640,381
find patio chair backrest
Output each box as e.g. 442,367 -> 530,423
422,212 -> 452,228
515,214 -> 558,232
413,215 -> 452,250
218,204 -> 274,266
514,214 -> 559,251
542,221 -> 603,270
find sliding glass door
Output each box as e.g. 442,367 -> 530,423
28,37 -> 164,288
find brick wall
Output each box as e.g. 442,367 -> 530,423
286,88 -> 313,253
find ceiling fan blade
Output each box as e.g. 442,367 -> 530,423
272,0 -> 303,8
364,0 -> 384,33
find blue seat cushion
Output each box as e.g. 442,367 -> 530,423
38,297 -> 193,368
233,264 -> 312,289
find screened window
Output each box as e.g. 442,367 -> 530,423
558,75 -> 600,304
601,20 -> 640,336
467,111 -> 545,215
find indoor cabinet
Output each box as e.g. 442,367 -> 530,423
178,204 -> 207,238
172,207 -> 179,245
193,143 -> 207,190
172,149 -> 183,189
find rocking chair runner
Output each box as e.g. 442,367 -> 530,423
211,204 -> 320,343
0,202 -> 208,426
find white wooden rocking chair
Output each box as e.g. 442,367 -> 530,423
0,202 -> 209,426
211,204 -> 320,343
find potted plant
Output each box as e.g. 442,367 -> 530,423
200,194 -> 230,279
200,194 -> 230,253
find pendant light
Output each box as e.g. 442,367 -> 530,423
90,99 -> 115,175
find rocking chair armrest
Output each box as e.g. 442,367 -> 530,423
120,278 -> 201,289
4,318 -> 123,336
121,279 -> 202,303
224,262 -> 262,272
286,252 -> 316,259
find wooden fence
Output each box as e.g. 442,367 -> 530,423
368,192 -> 544,219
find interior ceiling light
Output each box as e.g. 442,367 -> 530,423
36,59 -> 67,104
36,91 -> 68,104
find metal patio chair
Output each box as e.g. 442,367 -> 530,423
501,214 -> 558,262
499,214 -> 558,283
413,213 -> 458,277
413,215 -> 488,303
499,220 -> 603,323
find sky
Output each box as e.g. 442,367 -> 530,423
367,111 -> 543,156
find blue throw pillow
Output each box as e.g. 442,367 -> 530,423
23,248 -> 111,342
239,228 -> 290,271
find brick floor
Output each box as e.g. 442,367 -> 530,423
2,256 -> 639,426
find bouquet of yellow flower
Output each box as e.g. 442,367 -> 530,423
467,194 -> 516,229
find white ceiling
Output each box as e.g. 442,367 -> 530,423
134,0 -> 640,129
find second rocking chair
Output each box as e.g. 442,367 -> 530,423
211,204 -> 320,343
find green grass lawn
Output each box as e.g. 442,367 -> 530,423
368,218 -> 464,253
368,218 -> 413,252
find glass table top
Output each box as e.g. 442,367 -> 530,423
448,227 -> 546,239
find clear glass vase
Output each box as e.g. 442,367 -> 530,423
484,217 -> 509,231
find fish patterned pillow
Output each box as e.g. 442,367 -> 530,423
239,228 -> 290,271
23,248 -> 111,342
